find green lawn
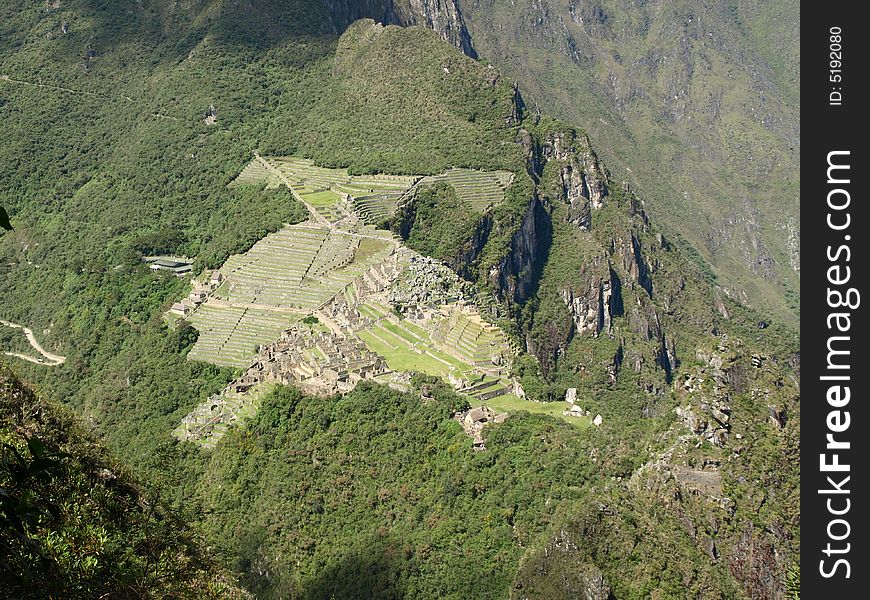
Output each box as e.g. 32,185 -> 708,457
481,394 -> 591,428
301,190 -> 342,207
357,329 -> 457,378
365,313 -> 476,374
354,237 -> 392,261
381,320 -> 424,345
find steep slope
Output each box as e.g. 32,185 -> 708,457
460,0 -> 800,324
393,114 -> 800,598
0,364 -> 249,599
0,7 -> 522,462
325,0 -> 477,57
0,3 -> 799,599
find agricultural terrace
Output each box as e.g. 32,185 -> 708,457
186,223 -> 393,367
229,158 -> 282,188
236,156 -> 516,225
267,156 -> 418,224
429,308 -> 510,375
356,302 -> 516,404
186,306 -> 296,368
356,301 -> 471,380
417,168 -> 514,212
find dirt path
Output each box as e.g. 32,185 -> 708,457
312,310 -> 345,336
1,74 -> 134,103
0,319 -> 67,366
1,75 -> 187,123
254,153 -> 332,227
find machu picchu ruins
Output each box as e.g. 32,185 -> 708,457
172,155 -> 554,446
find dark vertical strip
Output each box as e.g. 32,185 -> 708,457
802,4 -> 868,596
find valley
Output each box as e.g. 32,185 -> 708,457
0,3 -> 799,598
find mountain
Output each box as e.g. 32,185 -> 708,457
0,2 -> 799,598
0,364 -> 250,599
326,0 -> 477,57
459,0 -> 800,324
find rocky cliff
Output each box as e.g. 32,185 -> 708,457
511,334 -> 799,599
393,115 -> 713,392
324,0 -> 476,57
486,192 -> 550,304
459,0 -> 800,324
505,121 -> 694,390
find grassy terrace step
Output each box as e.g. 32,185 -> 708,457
230,159 -> 281,188
476,385 -> 514,401
186,222 -> 392,367
188,306 -> 297,368
463,377 -> 501,394
175,383 -> 277,448
301,190 -> 343,207
481,395 -> 592,428
265,156 -> 416,204
357,329 -> 454,378
357,303 -> 479,374
353,195 -> 400,225
431,310 -> 511,369
417,168 -> 514,212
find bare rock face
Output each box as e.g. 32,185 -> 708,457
559,255 -> 620,337
614,231 -> 653,296
324,0 -> 477,57
542,130 -> 609,229
402,0 -> 477,58
512,124 -> 685,385
673,336 -> 768,448
542,132 -> 608,204
488,193 -> 550,304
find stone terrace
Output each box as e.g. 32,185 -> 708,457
229,158 -> 281,188
269,156 -> 419,225
185,222 -> 393,367
417,168 -> 514,212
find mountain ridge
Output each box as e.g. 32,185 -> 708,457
458,0 -> 800,323
0,4 -> 799,598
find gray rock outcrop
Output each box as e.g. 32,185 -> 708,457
325,0 -> 477,57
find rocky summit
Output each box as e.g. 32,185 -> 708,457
1,2 -> 798,599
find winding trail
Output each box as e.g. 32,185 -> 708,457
1,75 -> 182,122
1,74 -> 134,103
254,152 -> 331,227
0,319 -> 67,366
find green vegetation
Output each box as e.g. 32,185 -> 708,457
1,364 -> 248,599
394,183 -> 483,265
461,0 -> 800,323
0,2 -> 799,598
194,185 -> 309,272
267,22 -> 525,175
190,382 -> 601,598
